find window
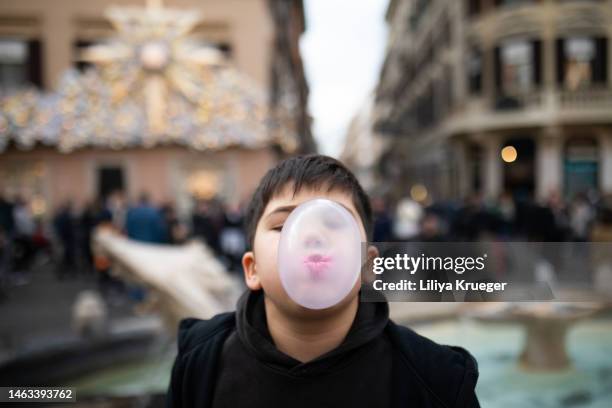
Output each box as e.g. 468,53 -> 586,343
74,40 -> 96,72
73,39 -> 232,73
214,42 -> 232,58
565,38 -> 594,89
495,39 -> 541,95
435,69 -> 453,119
466,0 -> 481,17
468,143 -> 483,192
564,138 -> 598,199
495,0 -> 536,6
442,66 -> 454,115
557,36 -> 608,89
410,0 -> 430,31
192,41 -> 233,59
416,85 -> 435,129
502,41 -> 532,93
0,38 -> 42,91
467,48 -> 482,94
439,14 -> 451,49
97,166 -> 125,201
0,40 -> 27,91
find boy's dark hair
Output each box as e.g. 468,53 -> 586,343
244,154 -> 372,250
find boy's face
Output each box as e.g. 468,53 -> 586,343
242,184 -> 368,317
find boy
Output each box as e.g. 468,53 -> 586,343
166,155 -> 480,408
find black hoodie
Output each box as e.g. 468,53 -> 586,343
166,290 -> 480,408
211,289 -> 393,408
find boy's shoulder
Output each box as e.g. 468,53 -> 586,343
386,319 -> 479,372
386,319 -> 479,407
167,314 -> 236,407
176,312 -> 236,355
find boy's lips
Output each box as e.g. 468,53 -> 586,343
303,254 -> 333,280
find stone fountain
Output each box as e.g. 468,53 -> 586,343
467,302 -> 607,371
92,227 -> 243,331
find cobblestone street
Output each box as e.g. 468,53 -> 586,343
0,263 -> 145,361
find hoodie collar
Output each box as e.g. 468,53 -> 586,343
235,289 -> 389,376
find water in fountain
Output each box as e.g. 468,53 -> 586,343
413,317 -> 612,408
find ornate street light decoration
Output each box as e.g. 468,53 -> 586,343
0,0 -> 297,153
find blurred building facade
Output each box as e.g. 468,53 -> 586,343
0,0 -> 312,217
375,0 -> 612,203
340,95 -> 389,193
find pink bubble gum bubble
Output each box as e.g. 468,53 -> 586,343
278,198 -> 362,310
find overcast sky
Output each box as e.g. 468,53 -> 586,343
301,0 -> 389,157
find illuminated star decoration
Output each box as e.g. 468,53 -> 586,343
0,0 -> 297,153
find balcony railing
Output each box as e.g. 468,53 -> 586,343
559,88 -> 612,109
493,91 -> 543,111
492,87 -> 612,111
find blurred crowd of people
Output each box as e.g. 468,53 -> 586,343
372,190 -> 612,243
0,190 -> 248,301
3,186 -> 612,301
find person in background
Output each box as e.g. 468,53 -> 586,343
124,192 -> 164,304
219,202 -> 246,273
392,197 -> 422,241
125,192 -> 165,244
160,202 -> 188,244
591,195 -> 612,242
107,190 -> 128,233
0,193 -> 15,238
0,193 -> 15,298
31,218 -> 52,266
590,195 -> 612,294
371,196 -> 393,242
79,199 -> 100,274
569,193 -> 595,241
92,204 -> 125,303
53,201 -> 77,279
417,211 -> 447,242
192,199 -> 221,254
545,189 -> 570,241
491,191 -> 516,239
452,193 -> 487,241
12,196 -> 35,280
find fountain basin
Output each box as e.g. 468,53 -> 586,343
412,317 -> 612,407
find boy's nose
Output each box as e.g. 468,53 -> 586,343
304,233 -> 327,249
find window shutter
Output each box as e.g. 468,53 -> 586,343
494,46 -> 502,92
27,39 -> 43,88
592,37 -> 608,84
556,38 -> 564,86
532,39 -> 542,86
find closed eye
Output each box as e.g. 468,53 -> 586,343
271,225 -> 284,232
323,215 -> 345,230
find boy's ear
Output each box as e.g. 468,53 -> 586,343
242,251 -> 262,290
367,245 -> 379,261
361,245 -> 380,284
